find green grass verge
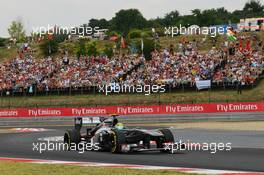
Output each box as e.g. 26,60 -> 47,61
0,47 -> 16,63
0,162 -> 193,175
0,79 -> 263,109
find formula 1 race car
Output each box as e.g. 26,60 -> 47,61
64,115 -> 177,153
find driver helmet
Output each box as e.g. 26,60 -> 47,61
115,123 -> 124,130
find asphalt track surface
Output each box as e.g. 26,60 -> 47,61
0,125 -> 264,172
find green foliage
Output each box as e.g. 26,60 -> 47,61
39,30 -> 67,56
39,39 -> 58,56
74,39 -> 99,57
153,28 -> 166,37
103,44 -> 114,58
89,18 -> 110,29
68,0 -> 264,39
53,32 -> 68,43
141,29 -> 152,38
108,31 -> 119,37
59,42 -> 77,55
111,9 -> 147,34
76,39 -> 86,57
163,10 -> 180,26
128,29 -> 143,39
84,0 -> 263,35
135,38 -> 157,60
8,20 -> 26,43
128,29 -> 150,38
0,38 -> 7,47
243,0 -> 264,17
190,8 -> 231,26
127,29 -> 152,47
86,41 -> 99,56
147,19 -> 162,28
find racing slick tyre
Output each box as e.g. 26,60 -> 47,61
159,129 -> 174,153
111,129 -> 126,153
64,129 -> 81,150
159,129 -> 174,143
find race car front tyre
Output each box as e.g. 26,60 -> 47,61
111,129 -> 126,153
64,129 -> 81,150
159,129 -> 174,143
159,129 -> 174,153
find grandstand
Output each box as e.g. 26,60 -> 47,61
0,34 -> 263,98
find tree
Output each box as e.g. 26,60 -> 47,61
215,8 -> 230,24
53,29 -> 68,43
243,0 -> 264,17
0,38 -> 6,47
163,10 -> 180,26
88,18 -> 109,29
103,44 -> 114,58
134,38 -> 158,60
76,39 -> 86,58
8,20 -> 26,43
39,27 -> 68,56
74,1 -> 263,38
86,41 -> 98,56
128,29 -> 151,40
39,38 -> 58,56
111,9 -> 147,34
231,10 -> 244,23
244,0 -> 264,13
147,18 -> 162,28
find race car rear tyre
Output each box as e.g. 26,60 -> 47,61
64,129 -> 81,150
111,129 -> 126,153
159,129 -> 174,153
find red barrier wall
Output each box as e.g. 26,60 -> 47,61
0,102 -> 263,118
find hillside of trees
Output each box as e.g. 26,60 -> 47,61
1,0 -> 263,60
87,0 -> 264,34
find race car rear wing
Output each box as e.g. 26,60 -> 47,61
82,117 -> 101,124
74,117 -> 102,130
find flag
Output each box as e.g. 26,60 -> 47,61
110,35 -> 118,41
120,36 -> 126,49
227,28 -> 237,41
246,40 -> 251,51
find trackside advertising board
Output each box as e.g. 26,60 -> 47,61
0,102 -> 263,118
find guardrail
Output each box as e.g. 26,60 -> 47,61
0,80 -> 261,98
0,102 -> 264,118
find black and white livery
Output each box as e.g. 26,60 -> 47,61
64,115 -> 176,153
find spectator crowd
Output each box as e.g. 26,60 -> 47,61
0,53 -> 142,93
0,40 -> 263,95
124,48 -> 224,87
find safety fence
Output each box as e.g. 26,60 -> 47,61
0,102 -> 263,118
